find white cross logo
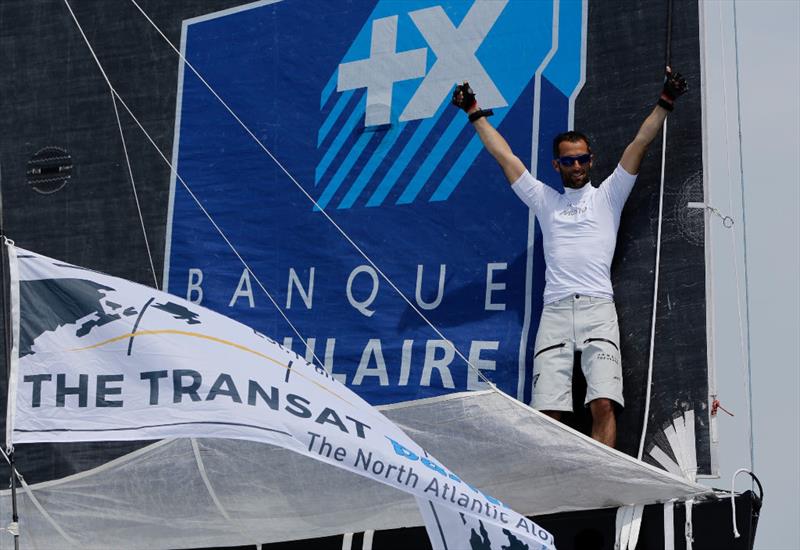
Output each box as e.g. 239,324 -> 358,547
401,0 -> 508,121
337,16 -> 427,127
336,1 -> 508,127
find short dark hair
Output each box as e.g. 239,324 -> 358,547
552,131 -> 591,158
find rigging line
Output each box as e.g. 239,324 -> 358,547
126,0 -> 493,386
0,194 -> 20,550
109,90 -> 160,289
731,0 -> 755,474
0,448 -> 78,547
717,0 -> 753,472
638,120 -> 668,461
61,0 -> 326,371
190,438 -> 232,521
637,0 -> 673,461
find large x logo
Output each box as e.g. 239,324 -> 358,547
338,16 -> 427,126
400,0 -> 508,122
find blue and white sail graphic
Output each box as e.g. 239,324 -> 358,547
316,0 -> 557,210
165,0 -> 586,406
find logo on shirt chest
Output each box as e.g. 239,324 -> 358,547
559,202 -> 588,217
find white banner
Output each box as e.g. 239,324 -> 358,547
6,245 -> 555,549
420,497 -> 557,550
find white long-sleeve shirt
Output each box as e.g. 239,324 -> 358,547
511,164 -> 637,304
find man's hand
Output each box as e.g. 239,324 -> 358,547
451,82 -> 477,113
456,82 -> 524,183
620,67 -> 686,173
658,67 -> 688,111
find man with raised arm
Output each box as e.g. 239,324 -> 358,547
452,69 -> 687,448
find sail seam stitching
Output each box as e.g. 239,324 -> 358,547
191,438 -> 232,520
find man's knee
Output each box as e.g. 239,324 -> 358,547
541,410 -> 563,421
589,398 -> 615,419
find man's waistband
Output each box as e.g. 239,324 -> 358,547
544,293 -> 614,306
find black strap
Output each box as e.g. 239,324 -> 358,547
533,342 -> 566,359
657,98 -> 674,112
468,108 -> 494,123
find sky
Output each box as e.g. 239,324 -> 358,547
701,1 -> 799,549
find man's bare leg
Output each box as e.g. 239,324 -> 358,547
589,398 -> 616,447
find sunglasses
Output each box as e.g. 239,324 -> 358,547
557,153 -> 592,166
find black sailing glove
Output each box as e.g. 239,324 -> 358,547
658,66 -> 688,111
451,81 -> 493,123
451,81 -> 477,112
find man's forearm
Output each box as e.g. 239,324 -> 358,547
634,104 -> 669,148
472,116 -> 514,166
619,104 -> 669,175
452,82 -> 526,183
619,68 -> 687,174
470,111 -> 526,183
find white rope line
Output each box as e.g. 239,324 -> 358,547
62,0 -> 325,370
729,468 -> 762,540
730,0 -> 755,474
717,0 -> 754,472
124,0 -> 491,386
109,90 -> 160,289
0,448 -> 78,547
0,523 -> 19,536
17,474 -> 79,547
190,438 -> 231,520
638,120 -> 668,460
729,468 -> 750,539
703,204 -> 734,228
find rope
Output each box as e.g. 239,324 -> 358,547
190,438 -> 231,520
729,468 -> 763,539
61,0 -> 326,370
717,0 -> 754,472
637,120 -> 668,460
0,448 -> 78,547
637,0 -> 674,460
730,0 -> 756,475
711,398 -> 734,417
706,205 -> 734,228
0,523 -> 19,536
123,0 -> 492,386
109,90 -> 160,289
664,0 -> 673,71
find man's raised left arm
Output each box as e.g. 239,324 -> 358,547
619,67 -> 688,175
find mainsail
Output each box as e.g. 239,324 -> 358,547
161,0 -> 714,472
0,0 -> 743,548
3,244 -> 561,549
0,247 -> 710,549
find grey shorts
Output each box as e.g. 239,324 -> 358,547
531,294 -> 623,411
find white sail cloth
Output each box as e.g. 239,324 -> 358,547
0,246 -> 711,549
3,245 -> 553,550
0,390 -> 712,549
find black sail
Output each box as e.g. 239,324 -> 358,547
0,0 -> 713,505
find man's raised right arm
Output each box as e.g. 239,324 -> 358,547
470,113 -> 526,184
453,83 -> 525,184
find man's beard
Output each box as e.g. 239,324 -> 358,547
560,168 -> 590,188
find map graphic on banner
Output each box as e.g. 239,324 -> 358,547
165,0 -> 585,406
6,246 -> 554,550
